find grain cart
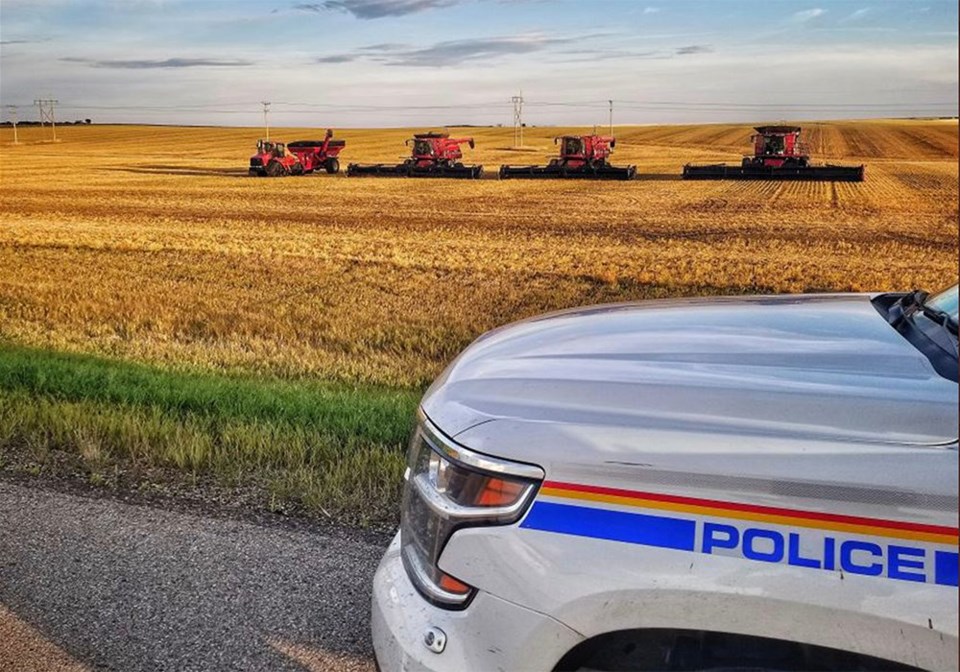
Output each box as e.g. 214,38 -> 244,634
682,126 -> 864,181
287,129 -> 346,174
347,132 -> 483,178
499,135 -> 636,180
249,140 -> 303,177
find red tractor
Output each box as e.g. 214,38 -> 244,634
249,140 -> 304,177
683,125 -> 864,181
499,135 -> 635,180
287,129 -> 346,174
347,132 -> 482,178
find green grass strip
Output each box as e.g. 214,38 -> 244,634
0,342 -> 421,446
0,343 -> 422,524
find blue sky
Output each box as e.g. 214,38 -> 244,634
1,0 -> 957,127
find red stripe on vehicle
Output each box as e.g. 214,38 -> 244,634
543,480 -> 959,538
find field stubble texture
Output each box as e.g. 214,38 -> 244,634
0,120 -> 957,522
1,120 -> 957,386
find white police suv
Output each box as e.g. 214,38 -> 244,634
372,287 -> 959,671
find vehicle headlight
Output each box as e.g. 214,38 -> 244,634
401,409 -> 544,608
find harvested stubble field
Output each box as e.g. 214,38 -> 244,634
0,120 -> 957,523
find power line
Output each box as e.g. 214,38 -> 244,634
8,98 -> 954,114
3,96 -> 952,130
610,99 -> 958,109
271,101 -> 511,111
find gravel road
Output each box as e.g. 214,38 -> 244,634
0,479 -> 391,671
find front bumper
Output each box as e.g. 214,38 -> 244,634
371,533 -> 582,672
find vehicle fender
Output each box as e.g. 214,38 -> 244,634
540,588 -> 956,670
440,527 -> 958,670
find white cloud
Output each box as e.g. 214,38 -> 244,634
642,7 -> 659,14
790,8 -> 826,23
841,7 -> 871,23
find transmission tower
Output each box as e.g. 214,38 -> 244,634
5,105 -> 18,144
34,98 -> 59,141
511,91 -> 524,147
261,101 -> 271,140
608,99 -> 614,136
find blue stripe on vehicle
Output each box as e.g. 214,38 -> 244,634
935,551 -> 959,587
520,501 -> 696,551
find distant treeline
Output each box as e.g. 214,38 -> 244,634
1,119 -> 93,126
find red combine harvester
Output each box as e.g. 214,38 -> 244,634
682,126 -> 864,181
249,140 -> 303,177
346,132 -> 482,178
287,129 -> 346,174
499,135 -> 635,180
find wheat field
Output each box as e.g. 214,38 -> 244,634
1,120 -> 957,387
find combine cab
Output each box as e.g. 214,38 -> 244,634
347,132 -> 482,178
287,129 -> 346,174
499,135 -> 636,180
249,140 -> 303,177
682,126 -> 864,181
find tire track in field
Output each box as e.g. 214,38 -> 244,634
838,126 -> 887,159
888,163 -> 960,193
895,127 -> 958,160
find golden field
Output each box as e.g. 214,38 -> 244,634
1,120 -> 957,387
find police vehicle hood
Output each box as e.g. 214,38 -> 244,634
421,293 -> 959,449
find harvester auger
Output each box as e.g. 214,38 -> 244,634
682,126 -> 865,181
499,135 -> 636,180
346,133 -> 483,178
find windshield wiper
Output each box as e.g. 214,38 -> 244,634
887,288 -> 958,339
887,289 -> 928,328
922,304 -> 959,333
875,289 -> 959,380
901,290 -> 960,335
889,289 -> 959,359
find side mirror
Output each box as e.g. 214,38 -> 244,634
610,139 -> 616,148
468,139 -> 475,149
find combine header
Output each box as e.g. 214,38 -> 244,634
347,132 -> 482,178
287,129 -> 346,174
682,126 -> 864,181
499,135 -> 635,180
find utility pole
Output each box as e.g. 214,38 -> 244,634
260,100 -> 271,140
5,105 -> 18,144
608,99 -> 614,136
34,98 -> 59,141
511,90 -> 524,147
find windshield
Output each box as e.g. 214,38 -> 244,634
413,140 -> 432,155
563,137 -> 584,155
763,135 -> 785,155
927,285 -> 959,323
